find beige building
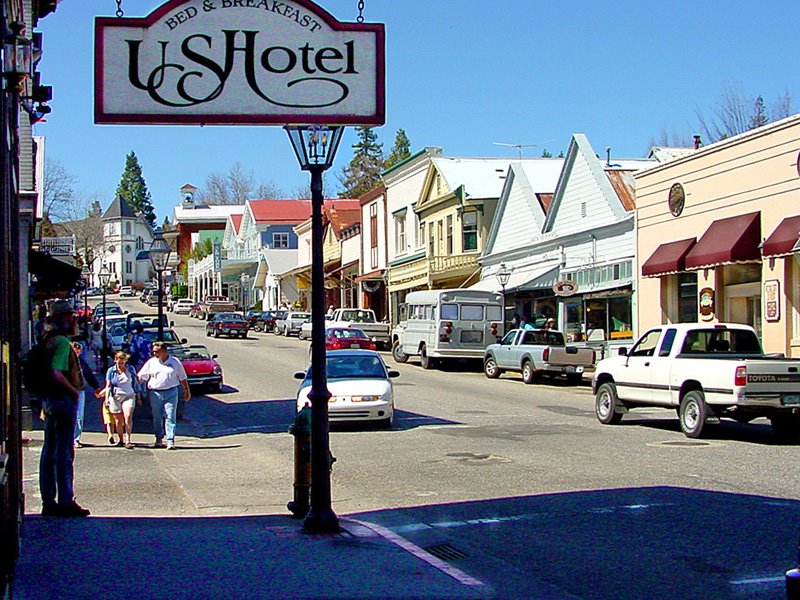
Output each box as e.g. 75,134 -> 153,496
635,114 -> 800,356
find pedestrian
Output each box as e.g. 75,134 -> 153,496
104,351 -> 142,449
511,314 -> 521,329
71,341 -> 102,449
39,300 -> 90,517
33,304 -> 47,343
137,342 -> 191,450
545,318 -> 557,330
127,323 -> 150,371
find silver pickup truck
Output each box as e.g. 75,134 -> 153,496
483,328 -> 596,385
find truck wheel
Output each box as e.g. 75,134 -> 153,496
770,414 -> 800,443
595,382 -> 623,424
420,345 -> 435,370
214,329 -> 220,339
298,330 -> 305,340
392,340 -> 409,363
679,390 -> 708,438
206,329 -> 211,337
484,356 -> 500,378
522,360 -> 538,384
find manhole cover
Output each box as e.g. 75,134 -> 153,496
648,440 -> 713,447
425,543 -> 467,561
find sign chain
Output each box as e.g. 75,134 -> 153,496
115,0 -> 124,17
357,0 -> 365,23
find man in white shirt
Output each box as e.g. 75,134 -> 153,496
137,342 -> 191,450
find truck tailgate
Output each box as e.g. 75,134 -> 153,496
745,359 -> 800,403
548,346 -> 596,367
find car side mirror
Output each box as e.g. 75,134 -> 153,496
170,321 -> 175,327
212,354 -> 218,359
388,370 -> 400,378
293,371 -> 306,380
618,347 -> 629,356
123,310 -> 128,314
181,338 -> 188,344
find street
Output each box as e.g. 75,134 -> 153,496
22,296 -> 800,599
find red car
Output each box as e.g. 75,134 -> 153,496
170,344 -> 223,393
324,327 -> 377,352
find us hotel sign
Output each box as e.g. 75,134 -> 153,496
95,0 -> 385,125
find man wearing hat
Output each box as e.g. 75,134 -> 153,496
39,300 -> 90,517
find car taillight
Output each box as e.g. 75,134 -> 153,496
734,365 -> 747,387
490,322 -> 498,336
444,321 -> 453,334
329,340 -> 343,350
542,347 -> 550,362
367,341 -> 376,350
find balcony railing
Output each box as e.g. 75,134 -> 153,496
429,253 -> 478,274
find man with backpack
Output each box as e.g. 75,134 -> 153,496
39,300 -> 90,517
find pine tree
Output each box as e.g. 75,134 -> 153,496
338,126 -> 384,198
384,129 -> 411,169
89,200 -> 102,217
116,151 -> 156,227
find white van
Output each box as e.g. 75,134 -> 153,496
391,289 -> 503,369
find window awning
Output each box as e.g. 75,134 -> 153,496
29,250 -> 83,299
355,269 -> 385,283
762,215 -> 800,258
684,211 -> 761,270
469,262 -> 559,293
641,238 -> 696,277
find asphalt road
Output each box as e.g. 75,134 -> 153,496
22,295 -> 800,599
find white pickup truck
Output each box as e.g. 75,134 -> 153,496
324,308 -> 391,348
483,328 -> 596,385
592,322 -> 800,440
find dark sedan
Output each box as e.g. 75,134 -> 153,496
253,309 -> 285,333
206,312 -> 249,338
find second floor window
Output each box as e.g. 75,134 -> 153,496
273,233 -> 289,248
125,261 -> 132,274
428,222 -> 435,257
395,216 -> 406,254
125,222 -> 132,235
136,236 -> 144,250
462,211 -> 478,251
446,215 -> 453,254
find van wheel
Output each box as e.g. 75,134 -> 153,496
679,390 -> 708,438
420,346 -> 435,370
522,360 -> 538,384
595,382 -> 622,424
392,341 -> 409,363
484,356 -> 500,378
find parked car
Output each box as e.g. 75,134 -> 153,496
108,323 -> 129,352
294,349 -> 398,428
327,308 -> 390,348
145,290 -> 167,307
483,328 -> 596,385
170,344 -> 223,393
126,313 -> 171,331
173,299 -> 195,315
309,327 -> 377,357
84,287 -> 103,297
253,309 -> 285,332
138,327 -> 187,349
298,314 -> 333,340
93,303 -> 125,322
592,322 -> 800,440
119,285 -> 134,297
206,312 -> 249,338
244,309 -> 264,328
274,311 -> 311,337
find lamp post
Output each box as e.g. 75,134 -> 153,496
149,231 -> 172,341
496,263 -> 511,335
285,124 -> 344,534
81,265 -> 91,341
98,266 -> 111,372
240,272 -> 250,310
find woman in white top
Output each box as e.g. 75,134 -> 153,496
104,351 -> 142,449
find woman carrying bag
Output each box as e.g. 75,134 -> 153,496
104,351 -> 142,449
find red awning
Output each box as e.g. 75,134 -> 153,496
685,212 -> 761,270
762,215 -> 800,258
641,238 -> 696,277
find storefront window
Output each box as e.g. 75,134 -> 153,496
561,294 -> 633,342
564,301 -> 584,342
678,272 -> 698,322
608,296 -> 633,339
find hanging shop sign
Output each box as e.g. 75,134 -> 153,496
764,279 -> 780,322
552,279 -> 578,297
699,286 -> 715,321
95,0 -> 385,125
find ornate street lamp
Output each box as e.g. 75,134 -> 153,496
285,124 -> 344,534
81,265 -> 91,341
496,263 -> 511,334
150,231 -> 172,341
98,265 -> 111,372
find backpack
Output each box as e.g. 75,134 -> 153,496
21,337 -> 56,396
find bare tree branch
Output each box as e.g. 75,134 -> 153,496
43,157 -> 78,222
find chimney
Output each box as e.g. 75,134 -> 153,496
693,135 -> 702,150
605,147 -> 611,166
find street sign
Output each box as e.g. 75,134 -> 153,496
213,242 -> 222,273
95,0 -> 385,126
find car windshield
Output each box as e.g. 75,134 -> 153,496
329,328 -> 368,339
171,346 -> 211,360
307,354 -> 386,380
216,313 -> 245,322
291,313 -> 311,320
141,329 -> 181,344
339,310 -> 374,323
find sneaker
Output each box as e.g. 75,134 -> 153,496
108,436 -> 115,445
153,440 -> 165,449
41,503 -> 60,517
124,443 -> 134,449
166,442 -> 176,450
59,502 -> 90,518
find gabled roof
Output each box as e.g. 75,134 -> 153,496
432,156 -> 516,199
248,199 -> 312,224
173,203 -> 244,224
231,213 -> 243,235
324,199 -> 361,238
102,195 -> 137,220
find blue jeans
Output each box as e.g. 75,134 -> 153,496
73,390 -> 86,443
149,387 -> 179,442
40,395 -> 77,506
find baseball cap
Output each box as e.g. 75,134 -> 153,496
48,300 -> 75,319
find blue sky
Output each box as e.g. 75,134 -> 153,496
36,0 -> 799,223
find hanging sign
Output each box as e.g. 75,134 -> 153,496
212,242 -> 222,273
552,279 -> 578,297
95,0 -> 385,125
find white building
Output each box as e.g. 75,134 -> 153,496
98,195 -> 155,287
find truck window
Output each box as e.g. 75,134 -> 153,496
658,329 -> 677,356
501,331 -> 516,345
630,329 -> 661,357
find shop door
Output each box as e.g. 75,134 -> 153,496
725,282 -> 762,337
